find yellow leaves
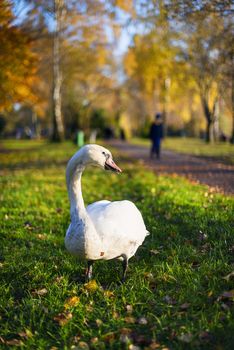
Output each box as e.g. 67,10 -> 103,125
115,0 -> 134,14
103,290 -> 115,298
64,296 -> 80,309
83,280 -> 99,293
0,3 -> 39,112
54,295 -> 80,327
124,50 -> 137,77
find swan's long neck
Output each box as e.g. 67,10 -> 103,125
66,154 -> 86,221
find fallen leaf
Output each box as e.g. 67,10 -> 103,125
222,271 -> 234,281
217,290 -> 234,301
102,332 -> 115,342
72,335 -> 81,344
120,333 -> 130,344
96,319 -> 103,327
84,280 -> 99,292
32,288 -> 48,296
103,290 -> 114,298
5,339 -> 23,346
129,345 -> 141,350
64,296 -> 80,309
74,341 -> 89,349
124,316 -> 136,324
191,261 -> 200,269
178,333 -> 193,343
36,234 -> 47,240
119,328 -> 132,335
90,337 -> 98,344
221,303 -> 230,311
163,295 -> 176,305
148,342 -> 161,349
55,276 -> 64,283
138,317 -> 148,325
126,304 -> 133,313
18,329 -> 33,339
150,249 -> 160,255
180,303 -> 190,310
18,332 -> 27,338
112,311 -> 119,319
54,312 -> 72,326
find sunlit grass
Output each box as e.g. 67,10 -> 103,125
131,137 -> 234,164
0,140 -> 233,349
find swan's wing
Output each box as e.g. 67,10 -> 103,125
87,200 -> 148,260
86,200 -> 110,213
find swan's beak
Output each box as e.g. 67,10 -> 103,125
105,158 -> 122,173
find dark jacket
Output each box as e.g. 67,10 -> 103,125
150,122 -> 163,140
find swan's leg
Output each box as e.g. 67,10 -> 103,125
85,260 -> 93,281
122,257 -> 128,282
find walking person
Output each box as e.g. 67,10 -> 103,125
149,113 -> 164,159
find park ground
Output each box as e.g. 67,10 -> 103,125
0,139 -> 234,349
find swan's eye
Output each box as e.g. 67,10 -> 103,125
102,151 -> 110,160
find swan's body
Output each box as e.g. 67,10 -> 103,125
65,144 -> 149,280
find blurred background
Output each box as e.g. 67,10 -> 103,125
0,0 -> 233,144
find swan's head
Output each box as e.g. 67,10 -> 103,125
78,144 -> 122,173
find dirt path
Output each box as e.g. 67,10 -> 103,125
109,141 -> 234,195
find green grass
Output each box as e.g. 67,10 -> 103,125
131,137 -> 234,164
0,139 -> 234,349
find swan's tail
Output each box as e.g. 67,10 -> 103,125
146,230 -> 150,236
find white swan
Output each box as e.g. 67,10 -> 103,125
65,144 -> 149,281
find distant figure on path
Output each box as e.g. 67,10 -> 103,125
149,113 -> 163,159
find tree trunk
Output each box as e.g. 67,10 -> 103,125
202,97 -> 213,143
230,61 -> 234,143
51,0 -> 64,142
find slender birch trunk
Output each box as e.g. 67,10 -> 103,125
51,0 -> 64,142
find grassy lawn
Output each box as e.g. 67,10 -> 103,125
0,139 -> 234,349
131,137 -> 234,164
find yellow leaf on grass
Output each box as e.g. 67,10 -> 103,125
103,290 -> 114,298
64,296 -> 80,309
84,280 -> 99,292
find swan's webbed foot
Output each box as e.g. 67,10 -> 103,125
121,257 -> 128,283
85,260 -> 93,281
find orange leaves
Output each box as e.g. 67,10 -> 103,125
54,312 -> 73,326
115,0 -> 134,14
0,1 -> 39,111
